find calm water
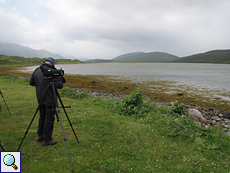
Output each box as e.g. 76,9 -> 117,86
25,63 -> 230,91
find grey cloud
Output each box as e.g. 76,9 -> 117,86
1,0 -> 230,59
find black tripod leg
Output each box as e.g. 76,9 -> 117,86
17,83 -> 52,151
52,85 -> 75,172
54,109 -> 59,122
55,87 -> 79,143
0,90 -> 12,116
0,141 -> 5,151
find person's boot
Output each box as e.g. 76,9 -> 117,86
42,139 -> 57,146
37,135 -> 43,142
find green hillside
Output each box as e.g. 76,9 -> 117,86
116,52 -> 179,62
175,50 -> 230,64
85,52 -> 180,63
112,52 -> 145,60
0,55 -> 82,66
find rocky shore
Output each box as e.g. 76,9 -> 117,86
4,70 -> 230,135
3,72 -> 230,135
72,87 -> 230,135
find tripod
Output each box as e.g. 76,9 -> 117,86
0,90 -> 12,116
17,77 -> 79,172
0,140 -> 5,151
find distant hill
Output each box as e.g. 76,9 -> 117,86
84,59 -> 114,63
175,50 -> 230,63
115,52 -> 179,62
112,52 -> 145,60
85,52 -> 179,63
0,43 -> 64,59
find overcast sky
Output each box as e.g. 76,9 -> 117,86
0,0 -> 230,59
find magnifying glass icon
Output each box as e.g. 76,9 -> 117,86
3,154 -> 18,170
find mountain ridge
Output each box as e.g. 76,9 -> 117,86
1,43 -> 230,63
116,52 -> 179,62
85,52 -> 180,63
174,49 -> 230,63
112,52 -> 145,60
86,50 -> 230,63
0,43 -> 64,59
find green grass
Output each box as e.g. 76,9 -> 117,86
1,74 -> 230,172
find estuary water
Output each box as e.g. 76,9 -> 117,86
25,63 -> 230,91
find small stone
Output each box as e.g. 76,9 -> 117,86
204,120 -> 212,125
219,114 -> 224,117
224,118 -> 230,123
216,122 -> 221,126
223,128 -> 229,132
211,120 -> 216,125
167,102 -> 174,106
224,112 -> 230,119
209,107 -> 214,111
211,116 -> 221,121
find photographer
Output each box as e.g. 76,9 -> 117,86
29,57 -> 65,146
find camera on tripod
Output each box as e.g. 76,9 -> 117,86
41,66 -> 64,77
40,66 -> 66,83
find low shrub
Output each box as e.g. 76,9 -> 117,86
112,90 -> 154,117
168,101 -> 186,116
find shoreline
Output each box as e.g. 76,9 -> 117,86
22,63 -> 230,109
0,65 -> 230,111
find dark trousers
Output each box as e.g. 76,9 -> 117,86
37,105 -> 55,141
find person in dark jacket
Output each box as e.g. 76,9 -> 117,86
29,57 -> 64,146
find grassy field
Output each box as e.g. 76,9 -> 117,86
1,74 -> 230,172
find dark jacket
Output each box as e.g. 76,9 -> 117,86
29,63 -> 63,106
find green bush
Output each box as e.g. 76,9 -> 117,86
168,101 -> 186,116
112,90 -> 153,117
